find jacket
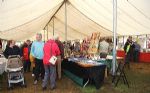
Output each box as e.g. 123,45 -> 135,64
55,40 -> 64,58
99,40 -> 109,53
124,39 -> 135,54
30,41 -> 44,59
3,45 -> 21,58
43,39 -> 60,65
21,44 -> 31,60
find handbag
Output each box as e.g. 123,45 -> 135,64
49,43 -> 57,65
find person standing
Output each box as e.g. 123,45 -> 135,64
74,42 -> 80,53
0,39 -> 2,49
108,38 -> 113,55
21,40 -> 31,72
55,36 -> 64,79
70,43 -> 74,53
3,40 -> 22,58
124,36 -> 135,68
31,33 -> 44,85
0,39 -> 2,53
133,40 -> 141,63
42,37 -> 60,90
99,38 -> 109,58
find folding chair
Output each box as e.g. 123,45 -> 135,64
112,61 -> 129,88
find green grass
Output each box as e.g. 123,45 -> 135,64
77,63 -> 150,93
1,63 -> 150,93
113,67 -> 150,93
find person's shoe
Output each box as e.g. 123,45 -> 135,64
33,80 -> 38,85
50,86 -> 56,91
42,87 -> 47,91
32,74 -> 35,77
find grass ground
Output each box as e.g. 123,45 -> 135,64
0,62 -> 150,93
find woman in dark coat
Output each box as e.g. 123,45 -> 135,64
124,36 -> 135,69
3,40 -> 22,58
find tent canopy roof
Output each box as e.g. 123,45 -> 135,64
0,0 -> 150,41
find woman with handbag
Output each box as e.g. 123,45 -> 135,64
42,38 -> 60,91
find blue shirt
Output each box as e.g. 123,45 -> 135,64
134,43 -> 140,51
31,41 -> 44,59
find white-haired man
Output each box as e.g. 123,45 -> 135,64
31,33 -> 45,85
55,35 -> 64,79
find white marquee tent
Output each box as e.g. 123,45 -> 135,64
0,0 -> 150,41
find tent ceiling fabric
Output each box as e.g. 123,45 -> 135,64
70,0 -> 150,35
0,0 -> 64,40
54,3 -> 113,37
0,0 -> 150,41
0,0 -> 63,31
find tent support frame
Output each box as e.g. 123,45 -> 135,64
43,0 -> 66,30
53,17 -> 55,36
65,0 -> 68,42
112,0 -> 117,75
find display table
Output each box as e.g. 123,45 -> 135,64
106,55 -> 124,60
117,50 -> 150,63
96,55 -> 124,70
62,59 -> 106,89
106,55 -> 124,70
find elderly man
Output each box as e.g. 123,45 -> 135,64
31,33 -> 44,85
55,36 -> 64,79
99,38 -> 109,58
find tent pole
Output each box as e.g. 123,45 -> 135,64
112,0 -> 117,75
43,0 -> 66,30
53,17 -> 55,36
65,0 -> 67,42
123,36 -> 124,45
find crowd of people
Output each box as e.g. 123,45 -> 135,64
3,33 -> 64,91
1,34 -> 141,91
62,37 -> 113,59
